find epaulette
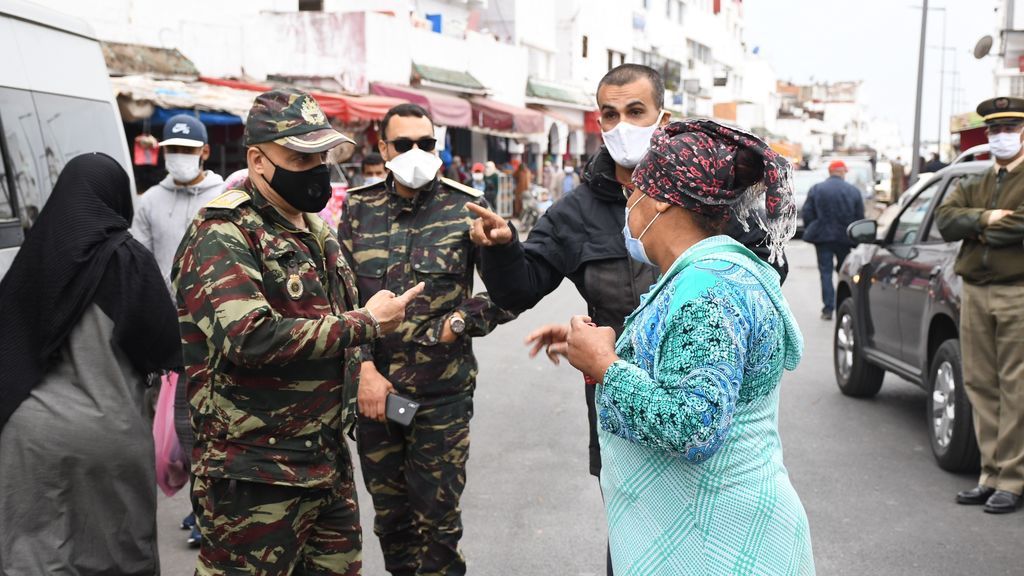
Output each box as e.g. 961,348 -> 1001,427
440,177 -> 483,198
205,189 -> 251,210
346,180 -> 387,194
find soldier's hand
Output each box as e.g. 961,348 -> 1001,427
366,282 -> 426,334
465,202 -> 513,246
525,323 -> 570,365
358,361 -> 393,422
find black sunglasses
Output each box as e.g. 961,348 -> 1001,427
386,137 -> 437,153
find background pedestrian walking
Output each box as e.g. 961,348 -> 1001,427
802,160 -> 865,319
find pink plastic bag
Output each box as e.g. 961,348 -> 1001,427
153,371 -> 189,497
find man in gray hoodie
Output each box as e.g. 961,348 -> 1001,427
130,113 -> 225,547
132,114 -> 226,294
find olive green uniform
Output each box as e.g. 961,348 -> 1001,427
936,157 -> 1024,496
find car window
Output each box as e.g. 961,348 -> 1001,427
30,92 -> 126,219
891,179 -> 940,245
0,87 -> 47,227
924,175 -> 964,243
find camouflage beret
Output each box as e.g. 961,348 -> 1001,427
244,88 -> 354,153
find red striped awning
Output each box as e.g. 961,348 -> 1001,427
199,77 -> 404,122
469,97 -> 544,135
370,83 -> 472,127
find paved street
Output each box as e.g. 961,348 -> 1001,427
158,240 -> 1024,575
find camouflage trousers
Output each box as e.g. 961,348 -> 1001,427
356,396 -> 473,576
191,475 -> 361,575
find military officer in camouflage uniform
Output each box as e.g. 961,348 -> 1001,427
172,88 -> 423,575
339,103 -> 515,575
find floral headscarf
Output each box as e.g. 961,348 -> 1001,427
632,119 -> 797,264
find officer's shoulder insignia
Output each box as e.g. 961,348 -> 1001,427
440,177 -> 483,198
346,180 -> 386,194
205,190 -> 251,210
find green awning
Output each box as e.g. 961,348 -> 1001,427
412,63 -> 485,92
526,77 -> 593,108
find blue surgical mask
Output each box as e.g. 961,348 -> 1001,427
622,194 -> 661,266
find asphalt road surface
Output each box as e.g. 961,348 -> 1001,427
158,240 -> 1024,575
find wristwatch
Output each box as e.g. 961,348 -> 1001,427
448,314 -> 466,335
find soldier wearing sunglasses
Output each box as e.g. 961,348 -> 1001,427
338,103 -> 516,574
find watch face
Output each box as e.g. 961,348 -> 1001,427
450,316 -> 466,334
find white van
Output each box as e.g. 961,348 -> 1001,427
0,0 -> 132,279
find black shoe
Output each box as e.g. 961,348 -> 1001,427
984,490 -> 1023,514
821,311 -> 833,321
956,485 -> 996,505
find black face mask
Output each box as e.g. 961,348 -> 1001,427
258,149 -> 332,213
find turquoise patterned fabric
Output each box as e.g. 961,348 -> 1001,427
598,235 -> 814,575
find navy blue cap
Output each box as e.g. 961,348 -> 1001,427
160,114 -> 208,147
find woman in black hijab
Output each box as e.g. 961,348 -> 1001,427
0,153 -> 181,574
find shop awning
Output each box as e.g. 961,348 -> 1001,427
149,107 -> 243,126
199,77 -> 405,122
534,106 -> 584,131
584,110 -> 602,135
343,93 -> 406,121
412,63 -> 487,94
110,75 -> 260,121
102,41 -> 199,80
370,83 -> 472,127
525,77 -> 593,110
469,97 -> 544,135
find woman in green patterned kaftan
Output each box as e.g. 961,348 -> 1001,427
558,120 -> 815,575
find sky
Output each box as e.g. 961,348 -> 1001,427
744,0 -> 999,147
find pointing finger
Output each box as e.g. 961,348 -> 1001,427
465,202 -> 504,225
396,282 -> 426,305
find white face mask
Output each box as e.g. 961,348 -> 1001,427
363,176 -> 385,186
385,147 -> 442,190
165,152 -> 202,183
471,172 -> 484,182
989,131 -> 1023,160
602,111 -> 663,169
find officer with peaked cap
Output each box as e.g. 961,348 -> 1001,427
172,88 -> 424,574
937,96 -> 1024,514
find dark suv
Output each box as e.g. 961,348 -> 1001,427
833,159 -> 991,472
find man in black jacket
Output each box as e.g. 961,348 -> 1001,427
465,64 -> 786,574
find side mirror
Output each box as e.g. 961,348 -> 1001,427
847,219 -> 879,245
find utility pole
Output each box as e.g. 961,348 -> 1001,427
910,0 -> 929,186
936,8 -> 947,159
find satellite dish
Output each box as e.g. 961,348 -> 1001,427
974,35 -> 994,59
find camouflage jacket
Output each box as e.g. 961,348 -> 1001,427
339,176 -> 515,403
172,181 -> 378,489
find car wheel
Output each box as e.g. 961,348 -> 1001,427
927,339 -> 980,473
833,298 -> 885,397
